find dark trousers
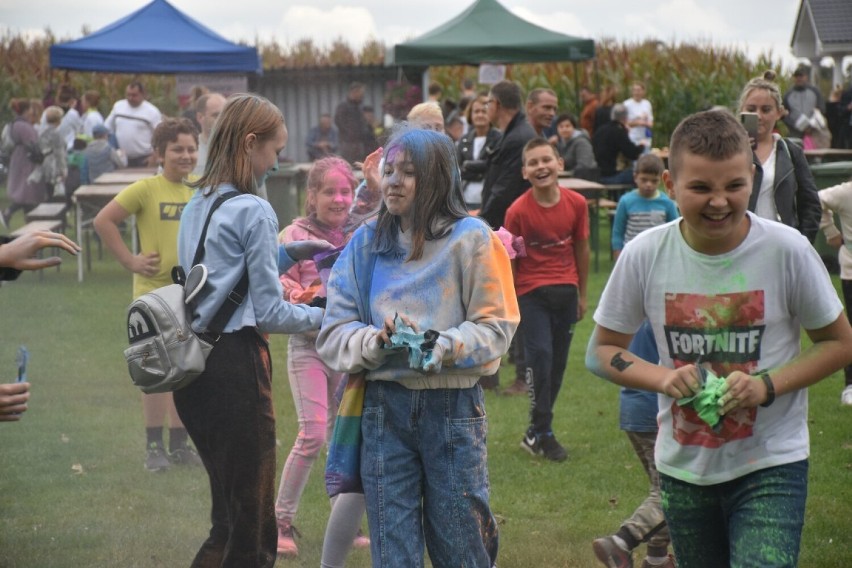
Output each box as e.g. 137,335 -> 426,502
519,285 -> 577,434
174,328 -> 277,568
843,280 -> 852,386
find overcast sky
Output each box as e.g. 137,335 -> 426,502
0,0 -> 808,70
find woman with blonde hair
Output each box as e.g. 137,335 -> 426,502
407,101 -> 445,133
739,70 -> 821,242
174,94 -> 324,567
457,95 -> 502,209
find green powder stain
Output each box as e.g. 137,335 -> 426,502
677,369 -> 725,427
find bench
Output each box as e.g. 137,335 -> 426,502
25,202 -> 69,234
10,219 -> 63,238
10,220 -> 65,279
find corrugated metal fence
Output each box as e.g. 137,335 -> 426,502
250,65 -> 409,164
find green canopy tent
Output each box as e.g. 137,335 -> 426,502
385,0 -> 595,66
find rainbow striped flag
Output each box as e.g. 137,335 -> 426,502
325,371 -> 366,496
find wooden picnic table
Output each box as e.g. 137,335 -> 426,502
92,168 -> 155,185
559,176 -> 614,272
803,148 -> 852,164
73,184 -> 136,282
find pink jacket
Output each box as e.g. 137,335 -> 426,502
279,216 -> 350,304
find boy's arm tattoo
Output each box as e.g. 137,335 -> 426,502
611,352 -> 633,372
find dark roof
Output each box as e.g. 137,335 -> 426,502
796,0 -> 852,45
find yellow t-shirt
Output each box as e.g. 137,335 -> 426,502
114,174 -> 195,298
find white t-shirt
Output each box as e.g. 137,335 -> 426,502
818,181 -> 852,279
105,99 -> 162,160
623,97 -> 653,146
462,135 -> 487,205
755,134 -> 779,222
82,110 -> 105,138
193,138 -> 209,175
594,212 -> 842,485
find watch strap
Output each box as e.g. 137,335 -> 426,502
758,371 -> 775,407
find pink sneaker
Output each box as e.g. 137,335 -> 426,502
277,520 -> 300,557
352,529 -> 371,549
592,536 -> 633,568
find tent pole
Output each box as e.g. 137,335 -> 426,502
422,68 -> 430,102
573,62 -> 580,113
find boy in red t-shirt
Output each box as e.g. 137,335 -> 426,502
504,138 -> 590,461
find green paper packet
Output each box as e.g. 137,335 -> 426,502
676,368 -> 726,427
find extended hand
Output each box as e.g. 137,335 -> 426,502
284,240 -> 336,261
0,231 -> 80,271
362,147 -> 384,191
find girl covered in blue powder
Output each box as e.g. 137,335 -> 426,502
316,128 -> 519,567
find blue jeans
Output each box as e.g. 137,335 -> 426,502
361,381 -> 497,567
660,460 -> 808,568
518,285 -> 577,435
620,320 -> 660,432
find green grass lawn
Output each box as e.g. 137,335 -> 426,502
0,209 -> 850,567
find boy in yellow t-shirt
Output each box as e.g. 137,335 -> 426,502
94,117 -> 201,471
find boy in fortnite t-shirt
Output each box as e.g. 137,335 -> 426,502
587,110 -> 852,566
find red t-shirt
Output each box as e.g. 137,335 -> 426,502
504,186 -> 589,297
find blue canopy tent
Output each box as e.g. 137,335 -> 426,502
49,0 -> 261,74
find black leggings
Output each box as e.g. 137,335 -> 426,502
842,279 -> 852,386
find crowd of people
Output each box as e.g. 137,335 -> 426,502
3,66 -> 852,568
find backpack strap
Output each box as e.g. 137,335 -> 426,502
194,192 -> 250,334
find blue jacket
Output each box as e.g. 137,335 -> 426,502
178,185 -> 322,334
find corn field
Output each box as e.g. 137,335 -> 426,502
431,38 -> 800,146
0,30 -> 815,145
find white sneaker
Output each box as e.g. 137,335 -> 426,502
841,384 -> 852,406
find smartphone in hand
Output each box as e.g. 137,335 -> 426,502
740,112 -> 759,150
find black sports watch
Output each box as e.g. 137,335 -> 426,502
758,371 -> 775,408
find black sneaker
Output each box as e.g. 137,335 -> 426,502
520,431 -> 542,456
145,443 -> 171,472
539,433 -> 568,462
170,446 -> 203,466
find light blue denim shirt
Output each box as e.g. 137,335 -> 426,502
178,185 -> 322,334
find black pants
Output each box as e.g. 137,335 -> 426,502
174,328 -> 277,568
843,280 -> 852,386
519,285 -> 578,434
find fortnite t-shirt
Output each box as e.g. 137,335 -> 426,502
115,174 -> 194,298
594,212 -> 841,485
